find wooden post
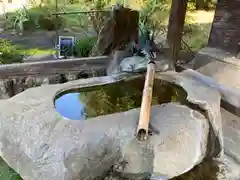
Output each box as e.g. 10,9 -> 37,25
167,0 -> 188,67
55,0 -> 59,58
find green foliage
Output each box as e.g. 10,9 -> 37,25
6,5 -> 64,31
11,6 -> 29,33
187,1 -> 196,11
140,0 -> 169,22
91,0 -> 110,9
138,0 -> 171,44
138,0 -> 213,52
187,0 -> 216,11
182,23 -> 210,51
0,158 -> 22,180
2,0 -> 213,53
0,39 -> 23,64
28,5 -> 64,30
74,36 -> 97,57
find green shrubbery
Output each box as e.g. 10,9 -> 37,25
5,5 -> 64,31
0,39 -> 23,64
4,0 -> 112,32
0,157 -> 22,180
28,6 -> 63,30
74,36 -> 97,57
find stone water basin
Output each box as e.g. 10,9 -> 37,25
54,77 -> 186,120
0,72 -> 223,180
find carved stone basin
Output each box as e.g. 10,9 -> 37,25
54,76 -> 186,121
0,71 -> 223,180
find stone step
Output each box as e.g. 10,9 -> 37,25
221,108 -> 240,164
224,139 -> 240,163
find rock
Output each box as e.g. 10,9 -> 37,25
0,80 -> 12,99
65,72 -> 79,81
155,59 -> 171,72
120,56 -> 148,73
221,107 -> 240,163
107,52 -> 171,76
217,155 -> 240,180
0,70 -> 106,99
157,71 -> 224,158
107,50 -> 132,75
191,46 -> 240,179
119,56 -> 169,73
191,47 -> 240,111
0,76 -> 49,98
217,108 -> 240,180
0,72 -> 223,180
179,69 -> 240,110
193,47 -> 240,89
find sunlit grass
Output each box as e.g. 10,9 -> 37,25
17,48 -> 55,56
149,6 -> 214,51
183,10 -> 214,51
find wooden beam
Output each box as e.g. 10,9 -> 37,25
52,10 -> 108,15
0,56 -> 109,78
167,0 -> 188,67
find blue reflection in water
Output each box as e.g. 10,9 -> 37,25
55,93 -> 85,120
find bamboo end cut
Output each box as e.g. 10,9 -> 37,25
136,128 -> 148,141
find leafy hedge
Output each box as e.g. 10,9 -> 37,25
0,39 -> 23,64
74,36 -> 97,57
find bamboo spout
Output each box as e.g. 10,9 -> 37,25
136,60 -> 156,141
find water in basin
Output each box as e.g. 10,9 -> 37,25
54,77 -> 186,120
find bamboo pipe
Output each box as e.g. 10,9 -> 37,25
136,60 -> 156,141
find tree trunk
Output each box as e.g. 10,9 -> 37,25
167,0 -> 188,68
91,8 -> 139,56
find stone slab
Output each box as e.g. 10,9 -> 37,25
0,72 -> 223,180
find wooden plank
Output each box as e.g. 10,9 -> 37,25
52,10 -> 108,15
167,0 -> 188,67
0,56 -> 110,78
